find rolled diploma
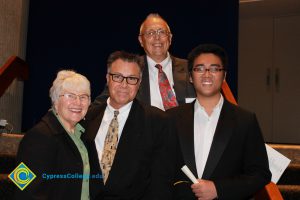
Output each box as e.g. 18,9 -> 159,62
181,165 -> 199,184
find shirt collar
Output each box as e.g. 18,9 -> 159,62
106,97 -> 133,115
73,123 -> 85,138
146,52 -> 171,69
194,94 -> 224,114
51,108 -> 85,136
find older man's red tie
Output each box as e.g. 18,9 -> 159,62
155,64 -> 178,110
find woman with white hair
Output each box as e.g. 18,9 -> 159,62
15,70 -> 100,200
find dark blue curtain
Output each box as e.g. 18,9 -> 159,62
22,0 -> 239,131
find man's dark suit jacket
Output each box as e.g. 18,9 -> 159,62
93,55 -> 195,106
167,100 -> 271,200
15,111 -> 100,200
83,99 -> 176,200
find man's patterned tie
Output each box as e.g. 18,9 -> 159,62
155,64 -> 178,110
100,110 -> 119,184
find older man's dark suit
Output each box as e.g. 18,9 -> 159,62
167,100 -> 271,200
93,55 -> 195,106
83,99 -> 176,199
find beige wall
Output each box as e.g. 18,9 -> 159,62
239,0 -> 300,144
0,0 -> 29,132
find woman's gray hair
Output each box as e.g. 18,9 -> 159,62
49,70 -> 91,105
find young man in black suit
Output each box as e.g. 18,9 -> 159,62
84,51 -> 176,199
94,13 -> 195,110
168,44 -> 271,200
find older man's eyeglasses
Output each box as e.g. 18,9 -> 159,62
140,29 -> 170,39
59,93 -> 90,103
192,65 -> 225,74
109,73 -> 140,85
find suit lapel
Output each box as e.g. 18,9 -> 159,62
85,105 -> 106,141
171,56 -> 188,105
83,105 -> 107,189
137,56 -> 151,105
105,100 -> 142,185
202,100 -> 235,179
178,103 -> 198,177
43,111 -> 83,162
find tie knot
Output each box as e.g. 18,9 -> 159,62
155,64 -> 163,72
113,110 -> 119,118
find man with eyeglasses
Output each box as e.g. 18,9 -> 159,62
94,13 -> 195,111
83,51 -> 176,199
167,44 -> 271,199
